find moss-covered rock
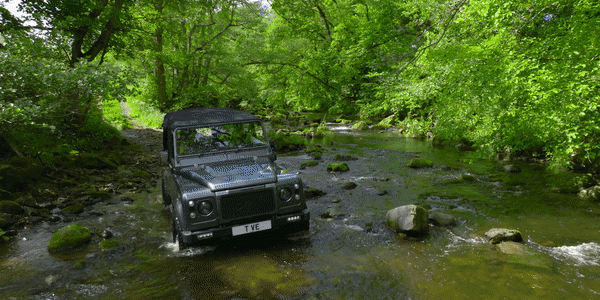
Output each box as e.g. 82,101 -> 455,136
98,239 -> 119,249
300,160 -> 319,169
306,146 -> 323,159
407,158 -> 433,168
0,200 -> 24,215
372,115 -> 396,130
132,169 -> 150,178
304,186 -> 327,198
269,133 -> 306,152
47,223 -> 92,253
62,203 -> 85,214
350,121 -> 369,130
327,162 -> 349,172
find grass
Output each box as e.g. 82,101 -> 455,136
124,96 -> 164,128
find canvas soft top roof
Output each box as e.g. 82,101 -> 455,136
162,107 -> 261,131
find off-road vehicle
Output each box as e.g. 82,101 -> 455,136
160,107 -> 309,248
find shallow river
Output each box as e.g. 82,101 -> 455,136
2,128 -> 600,299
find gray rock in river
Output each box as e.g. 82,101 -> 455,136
485,228 -> 523,244
386,205 -> 429,235
342,182 -> 357,190
495,241 -> 554,269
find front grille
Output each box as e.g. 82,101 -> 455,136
221,189 -> 275,220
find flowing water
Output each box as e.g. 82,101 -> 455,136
2,128 -> 600,299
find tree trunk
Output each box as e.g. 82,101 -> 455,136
154,0 -> 168,111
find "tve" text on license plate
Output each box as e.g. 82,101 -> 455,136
232,220 -> 272,236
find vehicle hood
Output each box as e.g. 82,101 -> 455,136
175,156 -> 276,191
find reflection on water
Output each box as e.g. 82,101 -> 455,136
2,130 -> 600,299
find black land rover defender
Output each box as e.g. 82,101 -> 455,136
160,107 -> 309,249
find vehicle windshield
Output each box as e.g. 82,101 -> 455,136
175,121 -> 267,156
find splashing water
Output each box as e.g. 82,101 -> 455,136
547,242 -> 600,266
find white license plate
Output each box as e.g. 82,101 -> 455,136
232,220 -> 272,236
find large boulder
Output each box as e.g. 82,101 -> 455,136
485,228 -> 523,244
386,205 -> 429,235
47,223 -> 92,253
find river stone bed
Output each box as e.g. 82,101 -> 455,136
2,124 -> 600,299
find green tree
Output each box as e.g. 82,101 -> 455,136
12,0 -> 134,65
134,0 -> 267,112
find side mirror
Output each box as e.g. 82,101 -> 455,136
159,150 -> 168,166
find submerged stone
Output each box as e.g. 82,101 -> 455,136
47,223 -> 92,253
428,211 -> 457,227
495,241 -> 554,269
386,205 -> 429,235
407,158 -> 433,168
485,228 -> 523,244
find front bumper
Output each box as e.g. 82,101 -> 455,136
179,209 -> 310,245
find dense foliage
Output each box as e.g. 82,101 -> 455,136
1,0 -> 599,170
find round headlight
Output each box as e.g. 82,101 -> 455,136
199,201 -> 213,216
279,187 -> 293,201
